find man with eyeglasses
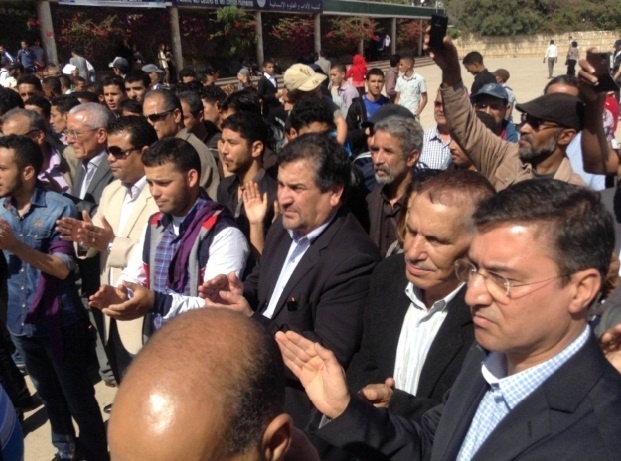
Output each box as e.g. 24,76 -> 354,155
1,108 -> 72,193
56,116 -> 159,395
143,89 -> 220,200
66,102 -> 115,212
426,36 -> 585,191
277,179 -> 621,461
65,102 -> 117,388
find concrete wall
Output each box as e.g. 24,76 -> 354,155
452,30 -> 621,59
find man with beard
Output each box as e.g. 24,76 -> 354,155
366,115 -> 422,256
0,135 -> 108,461
434,37 -> 585,191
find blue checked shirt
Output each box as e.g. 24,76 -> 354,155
420,126 -> 452,170
457,326 -> 590,460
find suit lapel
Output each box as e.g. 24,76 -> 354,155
440,335 -> 609,461
432,346 -> 488,461
381,260 -> 411,376
267,213 -> 343,319
472,395 -> 552,461
86,160 -> 111,196
417,286 -> 471,398
72,162 -> 86,197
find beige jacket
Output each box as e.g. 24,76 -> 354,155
89,179 -> 159,354
441,82 -> 585,191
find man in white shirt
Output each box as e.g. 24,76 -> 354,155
277,179 -> 621,461
347,170 -> 494,419
544,40 -> 558,78
201,134 -> 381,428
394,56 -> 428,119
88,137 -> 248,336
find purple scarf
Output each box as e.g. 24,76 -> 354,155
169,199 -> 222,293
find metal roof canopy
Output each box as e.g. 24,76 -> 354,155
171,0 -> 443,19
323,0 -> 444,19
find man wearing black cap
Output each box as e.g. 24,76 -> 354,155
430,38 -> 584,191
471,82 -> 518,142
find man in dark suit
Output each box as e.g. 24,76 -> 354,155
202,133 -> 380,428
66,102 -> 114,213
257,59 -> 282,119
347,170 -> 495,420
65,102 -> 115,385
277,179 -> 621,460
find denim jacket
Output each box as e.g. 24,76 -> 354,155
0,183 -> 84,337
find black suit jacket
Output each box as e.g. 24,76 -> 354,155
347,254 -> 474,419
244,209 -> 381,426
317,334 -> 621,461
257,74 -> 281,115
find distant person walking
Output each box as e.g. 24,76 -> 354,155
566,41 -> 579,76
544,40 -> 558,78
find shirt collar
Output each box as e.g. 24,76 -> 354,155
481,325 -> 590,409
85,150 -> 106,168
123,175 -> 148,200
405,280 -> 464,314
3,181 -> 47,211
286,212 -> 336,244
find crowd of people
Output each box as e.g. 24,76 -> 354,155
0,27 -> 620,461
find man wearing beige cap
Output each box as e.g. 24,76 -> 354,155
283,63 -> 348,144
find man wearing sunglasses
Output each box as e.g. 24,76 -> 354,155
56,116 -> 159,390
428,37 -> 585,192
143,89 -> 220,200
277,179 -> 621,461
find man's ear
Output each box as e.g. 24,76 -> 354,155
556,128 -> 577,148
260,413 -> 292,461
406,149 -> 420,168
173,108 -> 183,125
567,268 -> 602,315
251,140 -> 264,159
186,168 -> 200,188
22,164 -> 36,182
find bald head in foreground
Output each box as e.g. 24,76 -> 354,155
108,309 -> 318,461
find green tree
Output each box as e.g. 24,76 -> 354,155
445,0 -> 621,36
208,6 -> 256,57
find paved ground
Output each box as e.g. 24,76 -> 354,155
21,55 -> 555,460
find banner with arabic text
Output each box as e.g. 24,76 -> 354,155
174,0 -> 323,13
58,0 -> 167,8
